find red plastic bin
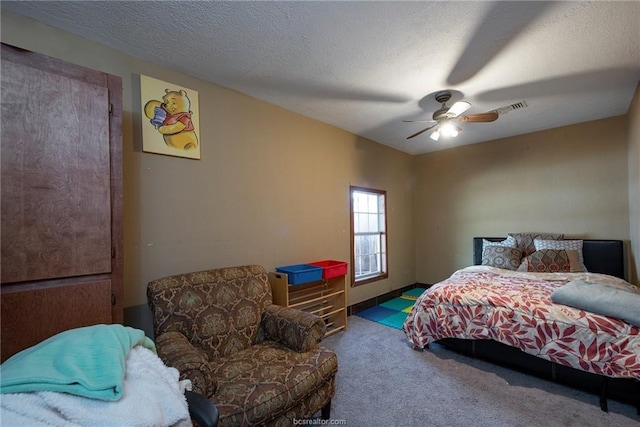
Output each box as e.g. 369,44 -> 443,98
308,260 -> 348,279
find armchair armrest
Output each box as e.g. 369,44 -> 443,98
155,331 -> 215,396
259,304 -> 326,352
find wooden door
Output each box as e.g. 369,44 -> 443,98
0,44 -> 123,361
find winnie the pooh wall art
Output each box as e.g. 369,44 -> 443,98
141,75 -> 201,159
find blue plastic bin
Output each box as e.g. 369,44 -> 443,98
275,264 -> 323,285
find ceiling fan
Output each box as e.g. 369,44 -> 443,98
403,91 -> 499,141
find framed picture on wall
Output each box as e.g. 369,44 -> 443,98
140,75 -> 201,159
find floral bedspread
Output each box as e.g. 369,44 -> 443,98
403,266 -> 640,379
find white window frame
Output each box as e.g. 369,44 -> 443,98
350,186 -> 388,286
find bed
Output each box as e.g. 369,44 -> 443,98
403,236 -> 640,413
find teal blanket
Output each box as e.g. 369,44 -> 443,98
0,324 -> 156,401
551,280 -> 640,327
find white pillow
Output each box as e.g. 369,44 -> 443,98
482,236 -> 516,254
534,239 -> 587,272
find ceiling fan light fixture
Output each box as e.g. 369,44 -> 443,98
448,101 -> 471,117
439,120 -> 460,138
429,129 -> 440,141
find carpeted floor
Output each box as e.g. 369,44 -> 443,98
355,288 -> 426,329
319,316 -> 639,427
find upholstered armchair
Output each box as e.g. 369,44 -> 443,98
147,265 -> 338,426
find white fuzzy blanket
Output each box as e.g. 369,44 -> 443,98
1,346 -> 192,427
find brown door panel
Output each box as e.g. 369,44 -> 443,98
1,46 -> 112,284
1,278 -> 112,362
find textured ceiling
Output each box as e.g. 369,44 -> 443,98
2,1 -> 640,155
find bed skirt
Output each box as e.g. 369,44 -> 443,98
435,338 -> 640,414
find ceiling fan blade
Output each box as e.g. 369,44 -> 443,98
407,124 -> 437,140
447,101 -> 471,117
402,119 -> 436,123
458,112 -> 499,123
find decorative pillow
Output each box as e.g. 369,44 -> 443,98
482,246 -> 522,270
508,233 -> 564,257
517,249 -> 579,273
534,239 -> 587,272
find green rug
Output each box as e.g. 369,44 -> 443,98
356,288 -> 426,330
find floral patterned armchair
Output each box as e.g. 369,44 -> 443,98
147,265 -> 338,426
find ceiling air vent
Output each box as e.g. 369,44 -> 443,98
493,100 -> 528,115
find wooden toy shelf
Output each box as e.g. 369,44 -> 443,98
269,272 -> 347,337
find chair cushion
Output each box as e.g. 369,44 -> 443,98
210,342 -> 338,426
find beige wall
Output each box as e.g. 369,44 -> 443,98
414,116 -> 631,284
1,11 -> 416,311
628,83 -> 640,285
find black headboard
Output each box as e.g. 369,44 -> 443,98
473,237 -> 625,279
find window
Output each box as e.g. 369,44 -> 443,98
350,186 -> 388,286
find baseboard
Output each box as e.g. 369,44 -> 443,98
347,283 -> 430,316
